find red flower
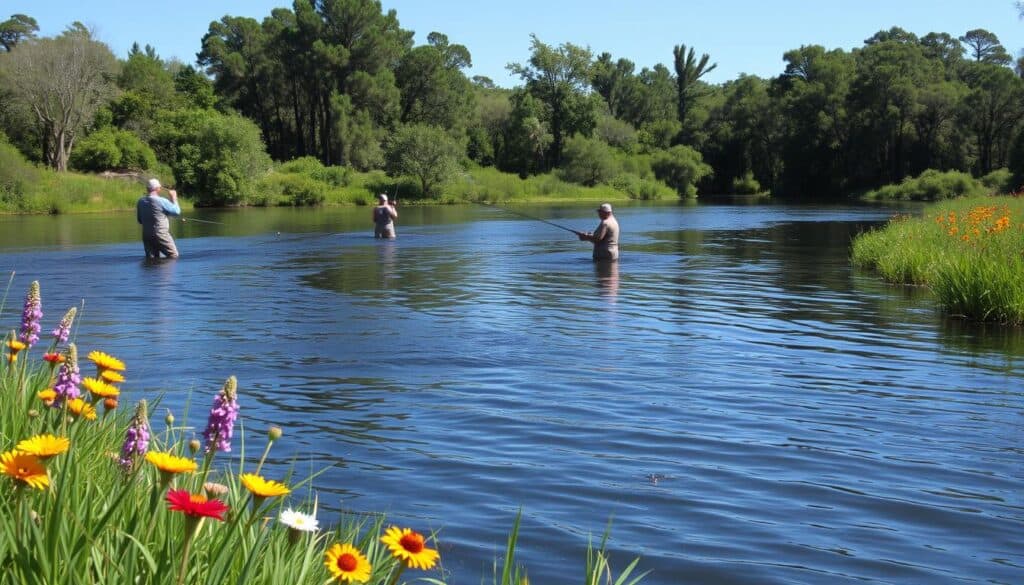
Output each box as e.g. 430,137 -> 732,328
166,489 -> 228,521
43,352 -> 66,364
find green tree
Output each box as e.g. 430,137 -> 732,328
151,109 -> 271,205
959,29 -> 1012,65
776,45 -> 856,196
508,35 -> 595,167
70,127 -> 156,172
394,33 -> 475,131
958,63 -> 1024,174
560,135 -> 618,186
385,123 -> 462,197
650,144 -> 712,198
0,14 -> 38,51
672,44 -> 717,144
0,32 -> 119,170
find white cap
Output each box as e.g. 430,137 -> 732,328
378,193 -> 388,202
147,178 -> 161,191
597,203 -> 612,213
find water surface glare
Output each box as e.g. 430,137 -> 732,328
1,203 -> 1021,585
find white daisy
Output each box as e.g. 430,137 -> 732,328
279,508 -> 319,532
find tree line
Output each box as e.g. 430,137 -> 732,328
1,2 -> 1023,206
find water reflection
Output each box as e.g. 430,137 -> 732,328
595,260 -> 619,301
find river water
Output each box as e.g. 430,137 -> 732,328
1,202 -> 1021,585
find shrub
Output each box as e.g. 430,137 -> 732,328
731,171 -> 763,195
979,168 -> 1013,194
559,135 -> 618,187
650,145 -> 713,198
864,169 -> 988,201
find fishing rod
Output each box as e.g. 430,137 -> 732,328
479,202 -> 582,235
179,217 -> 225,225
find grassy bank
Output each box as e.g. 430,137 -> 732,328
0,277 -> 645,584
851,195 -> 1024,324
3,141 -> 662,214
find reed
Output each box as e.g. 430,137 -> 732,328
851,196 -> 1024,324
0,277 -> 645,584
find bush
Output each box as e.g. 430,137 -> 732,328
979,168 -> 1013,194
864,169 -> 988,201
71,128 -> 156,172
650,145 -> 713,198
731,171 -> 763,195
559,135 -> 618,187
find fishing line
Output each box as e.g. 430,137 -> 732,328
478,202 -> 581,235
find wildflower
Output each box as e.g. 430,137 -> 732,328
103,398 -> 118,411
16,434 -> 70,459
203,376 -> 239,453
203,482 -> 229,498
380,526 -> 440,570
240,473 -> 290,501
82,377 -> 120,399
37,389 -> 57,406
51,306 -> 76,344
100,370 -> 125,384
6,338 -> 26,363
18,281 -> 42,348
268,426 -> 283,441
188,439 -> 201,455
118,400 -> 150,472
67,398 -> 97,421
0,450 -> 49,490
324,543 -> 372,583
145,451 -> 197,475
53,344 -> 81,402
43,352 -> 66,364
87,350 -> 125,373
166,489 -> 228,521
280,508 -> 319,532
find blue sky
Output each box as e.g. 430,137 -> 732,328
6,0 -> 1022,86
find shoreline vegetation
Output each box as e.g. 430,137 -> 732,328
0,277 -> 647,584
851,195 -> 1024,325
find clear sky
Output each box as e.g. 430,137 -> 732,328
5,0 -> 1022,86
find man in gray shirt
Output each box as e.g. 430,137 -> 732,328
577,203 -> 619,261
136,178 -> 181,258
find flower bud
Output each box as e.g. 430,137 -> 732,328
268,426 -> 283,441
27,409 -> 39,418
104,398 -> 118,411
165,411 -> 174,426
189,439 -> 201,454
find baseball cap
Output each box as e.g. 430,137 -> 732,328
597,203 -> 612,213
378,193 -> 388,202
147,178 -> 161,191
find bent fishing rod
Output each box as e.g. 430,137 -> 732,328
479,202 -> 582,235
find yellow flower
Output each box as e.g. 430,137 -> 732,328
6,339 -> 26,352
239,473 -> 290,498
16,434 -> 70,459
0,450 -> 49,490
99,370 -> 125,384
87,350 -> 125,372
145,451 -> 197,475
67,398 -> 97,421
380,526 -> 439,570
324,543 -> 372,583
38,389 -> 57,405
82,377 -> 120,398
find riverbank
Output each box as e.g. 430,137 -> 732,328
851,195 -> 1024,324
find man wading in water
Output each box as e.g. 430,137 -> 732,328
373,193 -> 398,239
136,178 -> 181,259
577,203 -> 619,261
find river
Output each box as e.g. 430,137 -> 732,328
1,201 -> 1021,585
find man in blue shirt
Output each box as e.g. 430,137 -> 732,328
137,178 -> 181,258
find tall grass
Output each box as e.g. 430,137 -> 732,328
0,278 -> 645,584
0,141 -> 149,214
852,195 -> 1024,324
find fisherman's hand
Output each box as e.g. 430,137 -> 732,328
576,231 -> 590,241
168,189 -> 178,200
